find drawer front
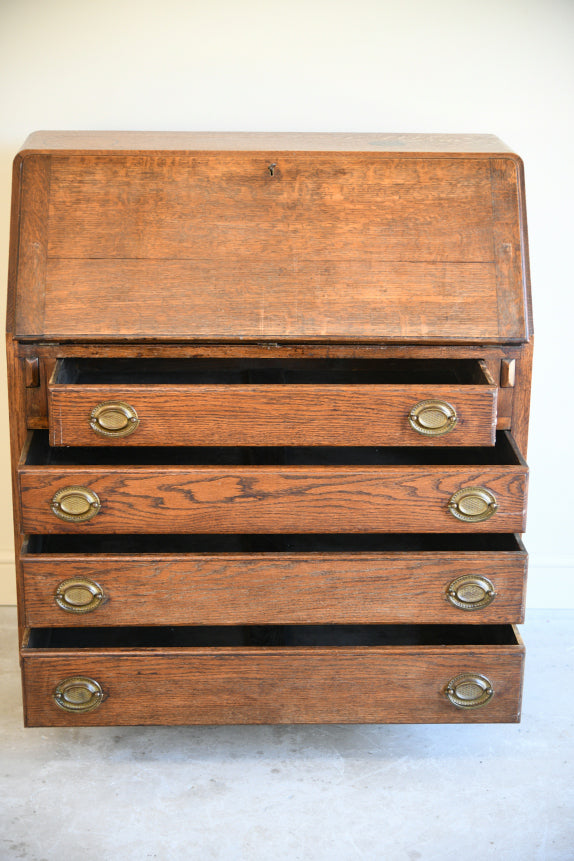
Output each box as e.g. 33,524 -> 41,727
48,358 -> 498,448
21,637 -> 525,726
48,384 -> 497,447
19,463 -> 528,534
21,548 -> 528,626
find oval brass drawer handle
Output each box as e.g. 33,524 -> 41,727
445,673 -> 494,709
55,577 -> 104,614
409,399 -> 457,436
448,487 -> 498,522
51,486 -> 101,523
54,677 -> 104,713
90,401 -> 139,438
446,574 -> 496,610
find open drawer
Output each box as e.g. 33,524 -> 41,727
21,533 -> 528,626
19,431 -> 528,534
48,358 -> 498,447
21,624 -> 525,726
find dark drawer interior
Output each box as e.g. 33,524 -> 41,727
26,532 -> 523,555
53,357 -> 491,386
26,623 -> 520,650
24,430 -> 522,467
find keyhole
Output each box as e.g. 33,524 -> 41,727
268,163 -> 277,176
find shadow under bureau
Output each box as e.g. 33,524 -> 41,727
6,132 -> 532,726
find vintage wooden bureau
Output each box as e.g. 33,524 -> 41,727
6,132 -> 532,726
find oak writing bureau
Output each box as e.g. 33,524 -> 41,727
6,132 -> 532,726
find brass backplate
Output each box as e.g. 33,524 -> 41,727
90,401 -> 139,438
51,486 -> 101,523
445,673 -> 494,709
54,677 -> 104,713
408,399 -> 457,436
55,577 -> 104,613
448,486 -> 498,523
447,574 -> 496,610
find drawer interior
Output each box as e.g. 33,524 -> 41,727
52,357 -> 492,386
26,623 -> 520,649
26,532 -> 523,554
24,429 -> 522,466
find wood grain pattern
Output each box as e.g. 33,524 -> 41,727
6,340 -> 29,638
46,155 -> 494,261
41,258 -> 500,342
20,131 -> 516,154
23,344 -> 520,443
490,158 -> 528,340
6,155 -> 24,335
48,382 -> 497,447
10,148 -> 529,343
16,344 -> 520,444
511,337 -> 533,456
14,156 -> 50,336
19,460 -> 528,534
21,548 -> 527,626
21,639 -> 525,726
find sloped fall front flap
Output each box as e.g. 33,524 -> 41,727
10,140 -> 530,343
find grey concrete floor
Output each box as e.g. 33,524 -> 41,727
0,608 -> 572,861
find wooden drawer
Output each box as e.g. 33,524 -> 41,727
21,624 -> 525,726
48,358 -> 498,447
21,534 -> 527,626
19,431 -> 528,534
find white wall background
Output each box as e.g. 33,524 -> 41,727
0,0 -> 573,606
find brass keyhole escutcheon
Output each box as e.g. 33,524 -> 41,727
446,575 -> 496,611
445,673 -> 494,709
90,401 -> 139,438
448,487 -> 498,523
51,487 -> 101,523
55,577 -> 104,614
54,677 -> 104,713
409,399 -> 457,436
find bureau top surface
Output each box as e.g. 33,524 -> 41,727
8,132 -> 531,344
19,131 -> 517,154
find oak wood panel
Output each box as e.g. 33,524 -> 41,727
21,641 -> 524,726
6,339 -> 29,637
6,156 -> 24,335
11,149 -> 529,343
19,462 -> 528,534
18,342 -> 518,360
42,258 -> 499,342
20,131 -> 516,154
511,337 -> 533,456
21,549 -> 527,626
47,155 -> 494,262
48,383 -> 497,447
490,158 -> 528,340
14,156 -> 50,336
